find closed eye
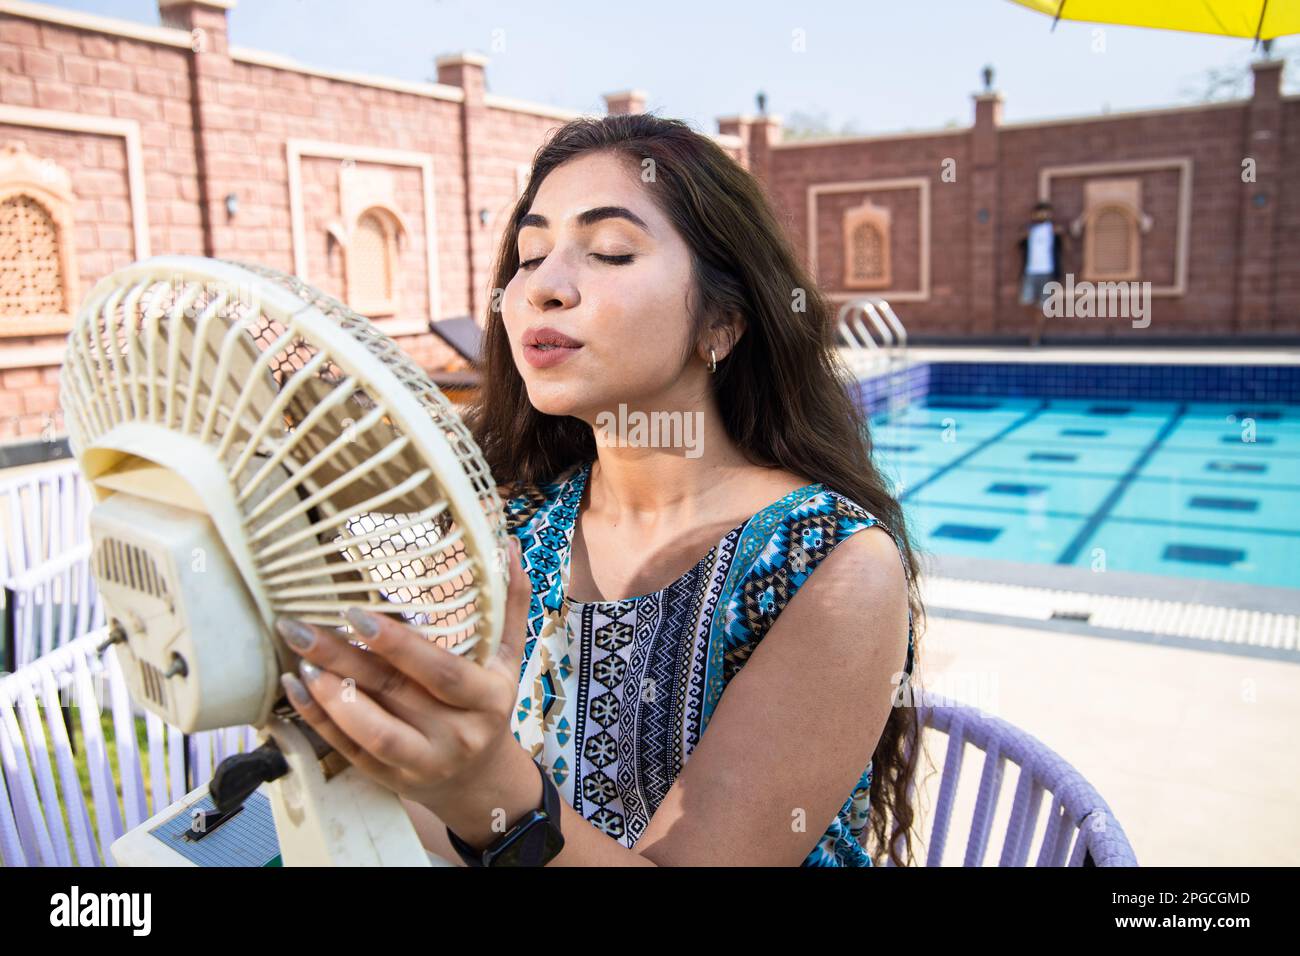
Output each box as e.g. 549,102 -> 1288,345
518,253 -> 635,271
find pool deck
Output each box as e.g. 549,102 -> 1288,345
913,607 -> 1300,866
905,345 -> 1300,365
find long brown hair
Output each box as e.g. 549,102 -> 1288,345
464,112 -> 926,866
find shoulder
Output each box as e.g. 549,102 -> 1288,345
717,487 -> 911,691
773,491 -> 910,664
725,487 -> 908,639
788,489 -> 908,597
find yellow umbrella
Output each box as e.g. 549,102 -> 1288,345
1008,0 -> 1300,41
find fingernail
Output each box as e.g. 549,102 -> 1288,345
299,660 -> 322,683
281,672 -> 310,706
276,617 -> 315,652
345,607 -> 379,638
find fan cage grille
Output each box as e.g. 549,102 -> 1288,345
61,258 -> 505,656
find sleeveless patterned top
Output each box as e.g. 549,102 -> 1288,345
506,459 -> 916,866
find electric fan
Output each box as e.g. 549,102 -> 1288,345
59,255 -> 507,866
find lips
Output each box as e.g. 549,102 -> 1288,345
522,326 -> 583,369
523,327 -> 583,349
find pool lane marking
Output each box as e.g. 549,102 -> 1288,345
910,499 -> 1300,538
910,462 -> 1300,494
897,400 -> 1051,502
1055,402 -> 1190,565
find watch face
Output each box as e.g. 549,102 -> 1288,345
487,812 -> 565,867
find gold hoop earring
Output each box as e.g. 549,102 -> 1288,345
708,348 -> 717,374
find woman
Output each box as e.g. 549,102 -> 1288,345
276,113 -> 924,866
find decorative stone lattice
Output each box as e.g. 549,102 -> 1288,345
842,201 -> 891,290
0,142 -> 79,334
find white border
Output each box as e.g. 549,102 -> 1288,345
232,47 -> 465,104
285,139 -> 439,335
0,0 -> 192,47
808,177 -> 931,303
483,93 -> 585,121
0,104 -> 150,260
1038,157 -> 1193,297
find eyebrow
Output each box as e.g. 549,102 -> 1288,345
517,205 -> 651,235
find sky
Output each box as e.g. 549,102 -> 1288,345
47,0 -> 1295,136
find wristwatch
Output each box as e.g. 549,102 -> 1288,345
445,760 -> 565,867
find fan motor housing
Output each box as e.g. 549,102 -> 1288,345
91,492 -> 275,732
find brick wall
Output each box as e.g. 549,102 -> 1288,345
737,62 -> 1296,343
0,0 -> 1295,443
0,1 -> 591,441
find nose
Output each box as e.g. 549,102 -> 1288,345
524,251 -> 580,312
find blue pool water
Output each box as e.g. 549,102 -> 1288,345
869,395 -> 1300,590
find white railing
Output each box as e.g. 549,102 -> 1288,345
837,297 -> 913,417
4,543 -> 104,671
0,629 -> 258,867
0,460 -> 90,584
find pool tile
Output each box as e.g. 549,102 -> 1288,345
906,502 -> 1088,562
1186,495 -> 1258,513
909,468 -> 1113,516
1107,477 -> 1300,532
1163,543 -> 1247,566
1070,520 -> 1299,588
1142,447 -> 1300,487
1028,451 -> 1079,463
961,442 -> 1143,477
933,523 -> 1002,542
987,482 -> 1050,497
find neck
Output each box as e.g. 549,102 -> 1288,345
579,391 -> 750,530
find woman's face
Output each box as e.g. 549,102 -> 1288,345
500,150 -> 700,421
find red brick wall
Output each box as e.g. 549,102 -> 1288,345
0,11 -> 203,438
0,3 -> 581,440
1,2 -> 1295,443
760,87 -> 1296,341
995,106 -> 1247,340
1273,99 -> 1300,329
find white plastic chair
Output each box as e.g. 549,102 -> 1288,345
4,543 -> 104,670
0,461 -> 90,583
1,462 -> 94,672
0,629 -> 257,867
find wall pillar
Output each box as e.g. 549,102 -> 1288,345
437,51 -> 490,321
1234,59 -> 1284,335
968,91 -> 1002,337
157,0 -> 234,258
716,113 -> 781,185
603,89 -> 647,115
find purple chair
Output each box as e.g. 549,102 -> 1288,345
899,689 -> 1138,866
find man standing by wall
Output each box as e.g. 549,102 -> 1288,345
1018,200 -> 1065,347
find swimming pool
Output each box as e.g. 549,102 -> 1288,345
867,388 -> 1300,591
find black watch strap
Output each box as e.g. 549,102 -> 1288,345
446,760 -> 565,867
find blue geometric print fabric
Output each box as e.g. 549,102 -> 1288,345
504,459 -> 915,867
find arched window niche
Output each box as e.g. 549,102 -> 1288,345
842,200 -> 892,290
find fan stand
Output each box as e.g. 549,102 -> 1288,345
259,718 -> 432,866
108,724 -> 443,866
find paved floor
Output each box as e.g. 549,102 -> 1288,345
909,611 -> 1300,866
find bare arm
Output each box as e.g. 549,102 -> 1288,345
401,796 -> 465,866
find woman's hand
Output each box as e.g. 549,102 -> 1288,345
274,536 -> 533,816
